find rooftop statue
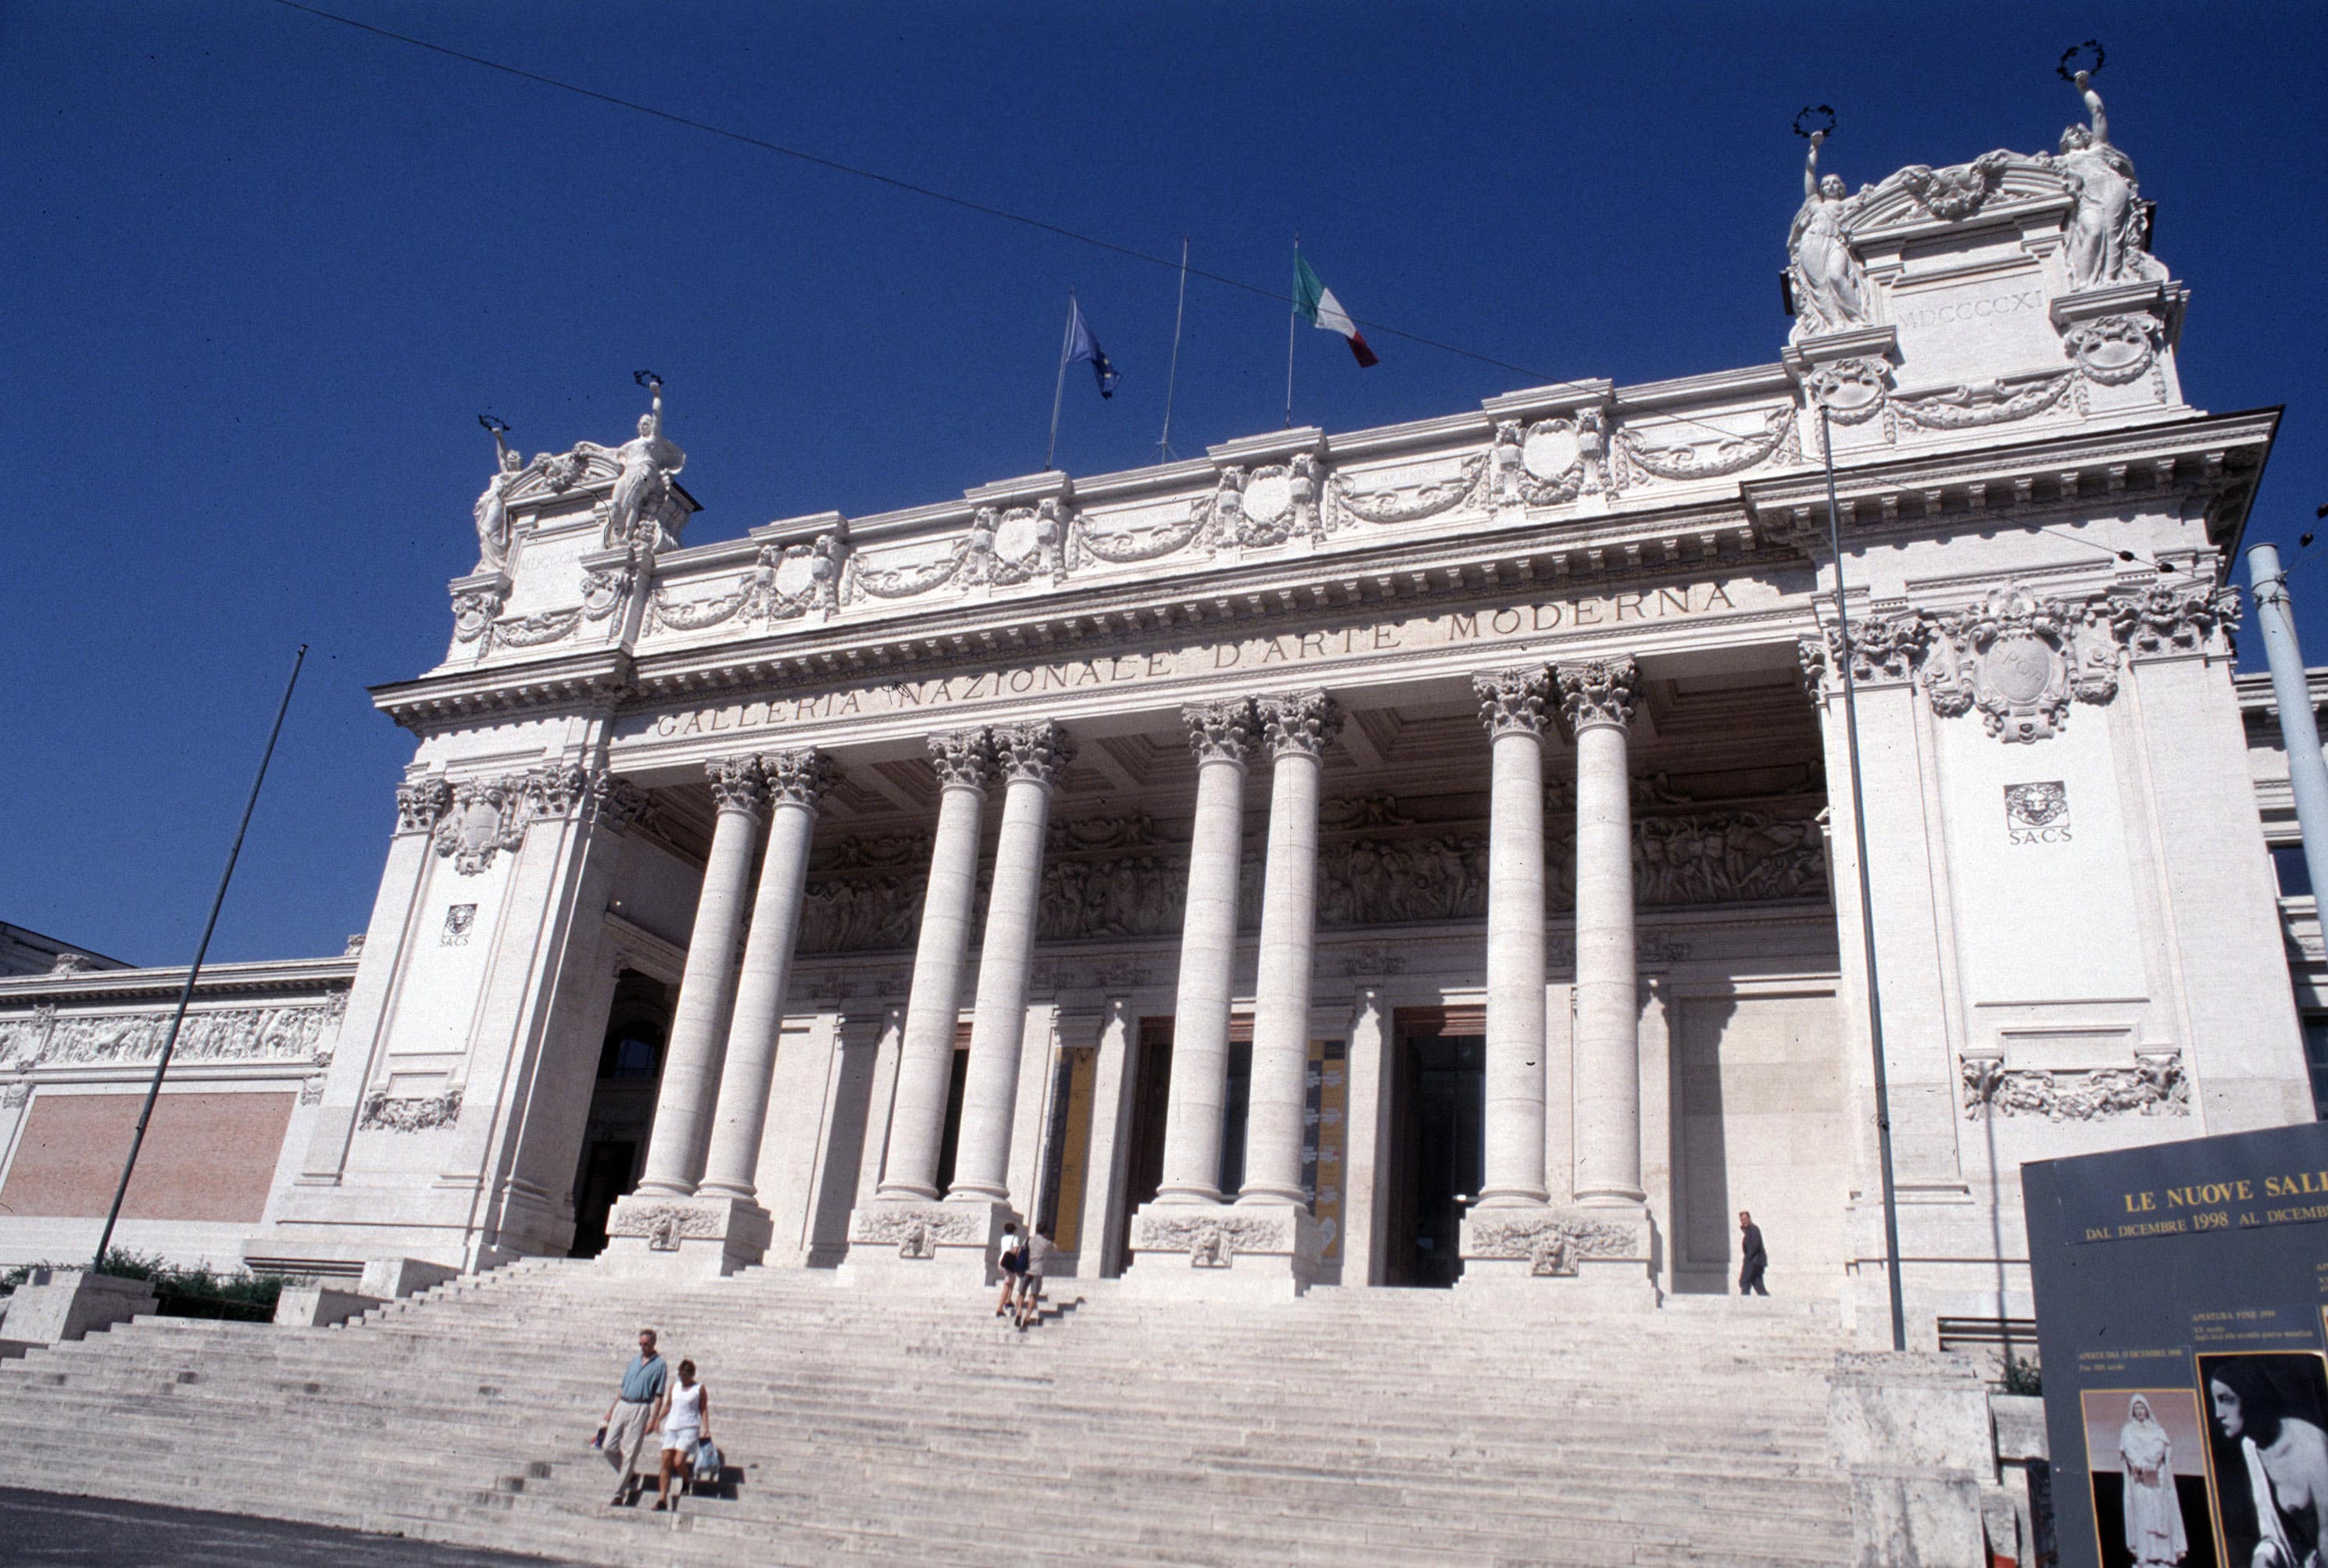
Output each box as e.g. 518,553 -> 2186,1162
604,375 -> 686,549
472,419 -> 523,573
1787,130 -> 1874,342
2044,70 -> 2165,291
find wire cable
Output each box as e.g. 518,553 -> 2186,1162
261,0 -> 1768,445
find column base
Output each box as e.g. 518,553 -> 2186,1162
836,1198 -> 1014,1292
1123,1201 -> 1323,1299
1457,1203 -> 1660,1305
599,1193 -> 772,1278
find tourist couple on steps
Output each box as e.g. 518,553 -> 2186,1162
599,1327 -> 716,1511
995,1221 -> 1052,1331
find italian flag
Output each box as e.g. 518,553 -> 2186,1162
1294,254 -> 1379,367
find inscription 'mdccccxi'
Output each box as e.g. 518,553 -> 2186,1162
638,582 -> 1750,741
1894,286 -> 2048,332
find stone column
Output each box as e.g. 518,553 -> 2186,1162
1239,691 -> 1339,1209
948,721 -> 1075,1203
1152,699 -> 1261,1205
633,756 -> 767,1197
1558,658 -> 1644,1205
873,730 -> 996,1203
696,748 -> 838,1204
1473,668 -> 1553,1208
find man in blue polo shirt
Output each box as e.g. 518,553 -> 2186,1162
599,1327 -> 668,1505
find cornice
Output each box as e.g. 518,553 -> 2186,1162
0,954 -> 359,1005
2237,667 -> 2328,722
1742,405 -> 2280,549
372,649 -> 631,733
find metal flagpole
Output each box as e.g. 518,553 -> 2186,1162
1818,405 -> 1908,1352
93,644 -> 308,1270
1157,238 -> 1189,462
1283,234 -> 1300,429
1045,292 -> 1076,471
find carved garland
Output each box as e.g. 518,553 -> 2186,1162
1329,452 -> 1490,527
1961,1055 -> 2187,1120
357,1088 -> 463,1134
1464,1214 -> 1638,1277
1613,405 -> 1797,484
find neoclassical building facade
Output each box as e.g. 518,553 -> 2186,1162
3,94 -> 2319,1341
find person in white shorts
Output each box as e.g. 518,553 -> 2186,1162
650,1358 -> 710,1512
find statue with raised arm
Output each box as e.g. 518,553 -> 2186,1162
605,376 -> 686,548
1788,130 -> 1873,341
473,419 -> 524,573
2047,70 -> 2162,290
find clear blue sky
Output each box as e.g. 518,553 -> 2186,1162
5,2 -> 2322,966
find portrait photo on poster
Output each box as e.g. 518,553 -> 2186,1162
2081,1388 -> 2218,1568
2196,1351 -> 2328,1568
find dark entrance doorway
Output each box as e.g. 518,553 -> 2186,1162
1384,1013 -> 1485,1288
1106,1015 -> 1252,1277
570,970 -> 675,1255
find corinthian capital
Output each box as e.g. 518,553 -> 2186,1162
993,720 -> 1077,786
1258,690 -> 1343,759
395,777 -> 452,834
704,755 -> 769,816
1183,699 -> 1262,766
1473,667 -> 1555,738
760,748 -> 839,809
928,729 -> 997,791
1554,659 -> 1639,734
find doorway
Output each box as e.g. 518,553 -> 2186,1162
569,970 -> 674,1255
1384,1013 -> 1485,1288
1106,1014 -> 1252,1276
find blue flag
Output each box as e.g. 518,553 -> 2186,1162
1065,298 -> 1121,399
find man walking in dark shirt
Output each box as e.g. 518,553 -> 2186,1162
1737,1211 -> 1769,1295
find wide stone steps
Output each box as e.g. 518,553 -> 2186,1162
0,1260 -> 1854,1564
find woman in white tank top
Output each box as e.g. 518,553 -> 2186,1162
651,1359 -> 710,1511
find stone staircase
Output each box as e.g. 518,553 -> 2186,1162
0,1261 -> 1855,1566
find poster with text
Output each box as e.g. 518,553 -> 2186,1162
2024,1120 -> 2328,1568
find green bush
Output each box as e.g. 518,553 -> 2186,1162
2000,1350 -> 2044,1397
0,1249 -> 311,1319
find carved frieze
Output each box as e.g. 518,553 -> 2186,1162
357,1087 -> 463,1134
492,607 -> 585,650
1464,1212 -> 1640,1276
1131,1210 -> 1292,1266
849,1203 -> 987,1259
0,998 -> 344,1071
1960,1055 -> 2188,1120
607,1199 -> 728,1250
1071,503 -> 1207,568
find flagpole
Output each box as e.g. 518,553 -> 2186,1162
1283,234 -> 1300,428
1045,292 -> 1075,471
93,644 -> 306,1270
1157,238 -> 1189,463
